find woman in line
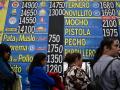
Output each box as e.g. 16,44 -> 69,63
0,43 -> 16,90
28,53 -> 55,90
64,53 -> 90,90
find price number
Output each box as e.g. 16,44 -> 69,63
49,2 -> 65,8
47,54 -> 63,63
101,9 -> 116,16
100,2 -> 115,8
103,20 -> 117,27
49,34 -> 60,43
48,44 -> 63,53
49,9 -> 65,16
21,9 -> 37,16
18,25 -> 35,33
46,64 -> 63,73
22,2 -> 38,8
19,17 -> 36,24
103,28 -> 118,37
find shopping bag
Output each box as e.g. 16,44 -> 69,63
12,75 -> 22,90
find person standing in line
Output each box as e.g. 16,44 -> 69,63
93,37 -> 120,90
64,53 -> 90,90
0,43 -> 16,90
28,53 -> 55,90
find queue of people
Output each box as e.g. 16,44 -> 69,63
0,37 -> 120,90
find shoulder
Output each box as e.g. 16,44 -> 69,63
106,59 -> 120,73
112,59 -> 120,67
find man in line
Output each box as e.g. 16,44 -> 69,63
93,37 -> 120,90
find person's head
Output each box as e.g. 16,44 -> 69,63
94,37 -> 120,60
73,53 -> 82,68
31,53 -> 47,66
64,53 -> 82,67
28,53 -> 46,74
0,43 -> 11,61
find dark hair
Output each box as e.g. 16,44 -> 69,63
64,53 -> 81,65
0,43 -> 11,57
28,53 -> 46,74
94,37 -> 118,60
73,53 -> 81,60
90,37 -> 119,68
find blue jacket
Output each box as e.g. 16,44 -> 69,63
28,66 -> 55,90
0,57 -> 15,90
